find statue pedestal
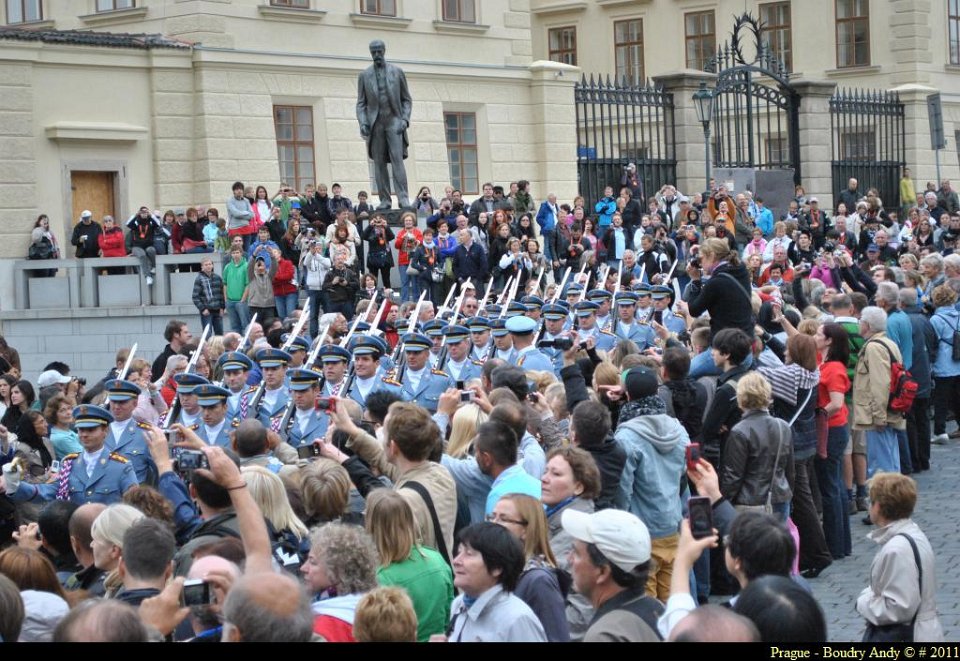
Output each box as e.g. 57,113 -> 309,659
378,208 -> 414,227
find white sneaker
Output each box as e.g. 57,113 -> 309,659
932,433 -> 949,445
146,275 -> 154,286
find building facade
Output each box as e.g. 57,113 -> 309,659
0,0 -> 580,305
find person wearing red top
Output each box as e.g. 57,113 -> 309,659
270,246 -> 299,321
815,322 -> 853,561
97,215 -> 127,274
394,211 -> 422,302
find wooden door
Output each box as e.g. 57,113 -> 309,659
70,171 -> 115,223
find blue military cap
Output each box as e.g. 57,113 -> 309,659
173,373 -> 209,394
73,404 -> 113,429
574,301 -> 601,317
353,321 -> 372,333
438,309 -> 456,322
217,351 -> 254,372
367,335 -> 389,357
395,318 -> 411,333
288,368 -> 322,391
587,289 -> 613,302
402,333 -> 432,352
319,345 -> 351,363
505,302 -> 528,318
105,379 -> 141,402
633,283 -> 652,297
505,316 -> 538,335
255,348 -> 292,368
350,336 -> 384,358
466,316 -> 491,333
565,283 -> 584,296
616,291 -> 640,306
541,304 -> 568,320
195,384 -> 230,407
555,300 -> 570,311
442,325 -> 470,344
282,334 -> 310,353
490,318 -> 510,337
651,285 -> 673,300
421,319 -> 447,338
521,296 -> 545,311
484,304 -> 503,317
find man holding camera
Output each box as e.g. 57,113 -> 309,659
323,252 -> 360,320
2,405 -> 138,505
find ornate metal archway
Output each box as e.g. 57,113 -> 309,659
707,13 -> 801,184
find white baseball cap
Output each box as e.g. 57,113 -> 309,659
561,508 -> 651,572
37,370 -> 71,388
80,210 -> 93,219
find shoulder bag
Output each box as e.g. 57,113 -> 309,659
862,533 -> 922,643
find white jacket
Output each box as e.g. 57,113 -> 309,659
856,519 -> 944,642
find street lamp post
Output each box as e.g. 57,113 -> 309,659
693,82 -> 715,194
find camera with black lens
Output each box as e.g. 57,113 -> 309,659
176,450 -> 209,474
73,377 -> 87,386
822,241 -> 836,252
538,337 -> 574,351
689,257 -> 701,269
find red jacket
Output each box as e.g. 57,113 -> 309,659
272,258 -> 298,296
394,228 -> 422,266
98,227 -> 127,257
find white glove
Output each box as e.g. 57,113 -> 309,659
2,462 -> 20,495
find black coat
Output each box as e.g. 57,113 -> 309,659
453,242 -> 488,283
685,262 -> 755,339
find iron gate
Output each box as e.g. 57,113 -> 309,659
707,13 -> 800,183
829,89 -> 905,213
574,75 -> 676,207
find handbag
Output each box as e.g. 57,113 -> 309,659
28,237 -> 53,260
862,534 -> 922,643
815,407 -> 830,459
406,266 -> 420,276
939,313 -> 960,362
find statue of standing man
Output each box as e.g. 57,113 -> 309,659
356,40 -> 413,210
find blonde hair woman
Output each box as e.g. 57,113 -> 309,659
299,458 -> 355,526
364,490 -> 453,642
242,465 -> 309,543
684,236 -> 754,339
90,504 -> 146,596
445,403 -> 488,458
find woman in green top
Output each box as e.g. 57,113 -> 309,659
365,489 -> 453,642
43,393 -> 81,460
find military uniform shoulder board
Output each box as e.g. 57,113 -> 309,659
189,424 -> 200,431
109,452 -> 130,464
231,418 -> 241,428
517,356 -> 526,366
430,368 -> 449,377
244,385 -> 259,394
600,329 -> 616,336
136,421 -> 152,430
381,376 -> 402,386
471,358 -> 485,366
62,453 -> 79,463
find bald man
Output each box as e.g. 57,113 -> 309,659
221,572 -> 314,642
183,555 -> 242,642
669,605 -> 760,643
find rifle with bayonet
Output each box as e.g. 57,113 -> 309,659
393,290 -> 428,382
436,279 -> 472,371
164,324 -> 211,429
277,321 -> 331,438
245,299 -> 311,420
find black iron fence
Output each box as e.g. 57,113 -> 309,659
829,88 -> 905,212
575,75 -> 676,207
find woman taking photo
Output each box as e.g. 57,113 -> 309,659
97,216 -> 127,274
363,214 -> 395,288
489,493 -> 570,642
413,226 -> 442,304
29,214 -> 60,277
682,237 -> 754,341
436,218 -> 458,302
815,322 -> 853,560
394,212 -> 422,303
365,489 -> 453,641
489,222 -> 513,289
328,225 -> 357,269
280,218 -> 303,270
446,522 -> 547,642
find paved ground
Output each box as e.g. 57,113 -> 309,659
810,421 -> 960,642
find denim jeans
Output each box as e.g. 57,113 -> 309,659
815,425 -> 852,559
201,311 -> 224,335
542,229 -> 555,261
865,426 -> 901,477
226,299 -> 249,333
400,266 -> 420,302
896,428 -> 913,474
306,289 -> 324,339
275,292 -> 299,320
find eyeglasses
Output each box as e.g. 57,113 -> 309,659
485,513 -> 527,526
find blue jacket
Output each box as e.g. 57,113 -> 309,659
906,307 -> 938,398
930,306 -> 960,377
886,309 -> 914,371
106,418 -> 157,485
614,413 -> 689,539
452,243 -> 488,283
755,207 -> 775,236
12,451 -> 138,505
536,201 -> 558,233
594,197 -> 617,228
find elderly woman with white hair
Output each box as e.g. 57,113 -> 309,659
89,503 -> 146,597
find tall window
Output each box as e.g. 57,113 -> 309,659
96,0 -> 134,10
444,112 -> 478,195
270,0 -> 309,7
684,11 -> 715,71
614,19 -> 644,85
273,106 -> 315,193
548,27 -> 577,66
950,0 -> 960,65
836,0 -> 869,68
442,0 -> 474,23
840,130 -> 875,160
360,0 -> 395,16
759,2 -> 792,72
5,0 -> 41,23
